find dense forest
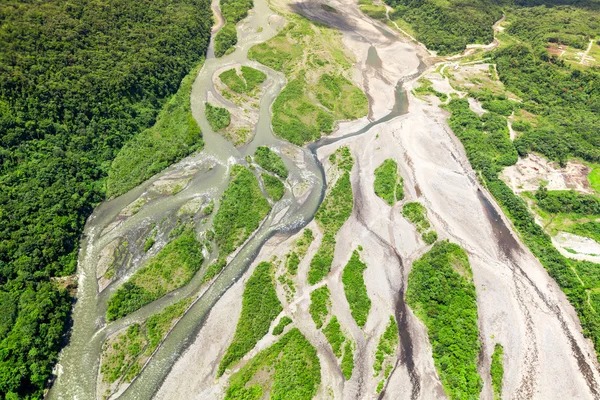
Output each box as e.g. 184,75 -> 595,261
0,0 -> 212,397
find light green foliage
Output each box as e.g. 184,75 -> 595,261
309,149 -> 355,283
224,328 -> 321,400
108,63 -> 205,197
285,228 -> 314,275
205,102 -> 231,131
218,262 -> 283,376
101,299 -> 190,385
360,3 -> 387,20
322,316 -> 346,357
214,0 -> 254,57
309,286 -> 331,329
219,66 -> 267,94
254,146 -> 288,178
106,229 -> 203,321
407,241 -> 482,399
414,78 -> 448,101
314,74 -> 368,120
374,316 -> 399,376
213,165 -> 271,255
273,316 -> 293,335
262,173 -> 285,201
342,250 -> 371,328
202,200 -> 215,216
341,341 -> 354,380
203,258 -> 227,283
329,146 -> 354,173
403,202 -> 438,244
490,343 -> 504,400
376,379 -> 385,393
374,159 -> 404,205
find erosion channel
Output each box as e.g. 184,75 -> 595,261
50,0 -> 600,398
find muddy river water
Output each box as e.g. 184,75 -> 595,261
47,0 -> 425,397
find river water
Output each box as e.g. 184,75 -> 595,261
47,0 -> 420,398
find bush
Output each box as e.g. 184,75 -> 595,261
323,316 -> 346,357
254,146 -> 288,178
262,173 -> 285,201
374,159 -> 404,205
342,250 -> 371,328
309,286 -> 331,329
373,316 -> 399,376
273,316 -> 293,335
490,343 -> 504,399
205,102 -> 231,131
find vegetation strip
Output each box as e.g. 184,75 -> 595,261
254,146 -> 288,178
407,241 -> 482,398
214,0 -> 254,57
309,286 -> 331,329
374,158 -> 405,205
402,202 -> 438,245
218,261 -> 283,376
106,229 -> 204,321
342,250 -> 371,328
491,343 -> 504,400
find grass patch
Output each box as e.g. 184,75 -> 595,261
213,165 -> 271,256
490,343 -> 504,400
219,68 -> 246,93
341,341 -> 355,380
218,261 -> 283,376
107,62 -> 204,198
373,316 -> 399,377
254,146 -> 288,178
402,202 -> 438,245
407,241 -> 482,399
414,78 -> 448,101
309,148 -> 355,284
202,258 -> 227,283
224,328 -> 321,400
205,102 -> 231,131
360,4 -> 387,20
273,316 -> 293,335
106,229 -> 203,321
214,0 -> 254,57
309,286 -> 331,329
286,229 -> 314,275
100,299 -> 190,387
219,66 -> 267,95
261,173 -> 285,201
374,158 -> 404,205
249,15 -> 367,145
342,250 -> 371,328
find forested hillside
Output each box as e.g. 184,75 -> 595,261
0,0 -> 212,397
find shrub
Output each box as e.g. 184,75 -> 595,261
205,102 -> 231,131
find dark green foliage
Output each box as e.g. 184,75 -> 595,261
309,286 -> 331,329
490,344 -> 504,399
384,0 -> 502,55
569,222 -> 600,244
481,99 -> 516,117
374,159 -> 404,205
224,328 -> 321,400
422,231 -> 438,245
341,342 -> 354,380
107,64 -> 204,197
262,174 -> 285,201
403,202 -> 438,244
203,258 -> 227,283
342,250 -> 371,328
323,316 -> 346,358
214,0 -> 253,57
0,0 -> 212,394
218,262 -> 282,376
144,237 -> 156,252
536,190 -> 600,216
106,229 -> 203,321
273,316 -> 293,335
374,316 -> 399,375
205,103 -> 231,131
254,146 -> 288,178
494,44 -> 600,165
213,165 -> 271,255
407,241 -> 482,399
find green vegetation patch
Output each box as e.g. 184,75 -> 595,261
108,63 -> 205,197
309,150 -> 355,284
490,343 -> 504,400
341,341 -> 355,380
214,0 -> 254,57
322,316 -> 346,358
219,68 -> 247,93
374,158 -> 404,205
261,173 -> 285,201
219,66 -> 267,94
309,286 -> 331,329
374,316 -> 399,377
342,250 -> 371,328
254,146 -> 288,178
242,66 -> 267,92
218,261 -> 283,376
286,229 -> 314,275
205,102 -> 231,131
203,258 -> 227,283
402,202 -> 438,245
414,78 -> 448,102
407,241 -> 482,398
273,316 -> 293,335
224,328 -> 321,400
314,74 -> 369,120
213,165 -> 271,255
360,3 -> 387,20
106,229 -> 203,321
101,299 -> 190,386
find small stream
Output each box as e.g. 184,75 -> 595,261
47,1 -> 424,398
